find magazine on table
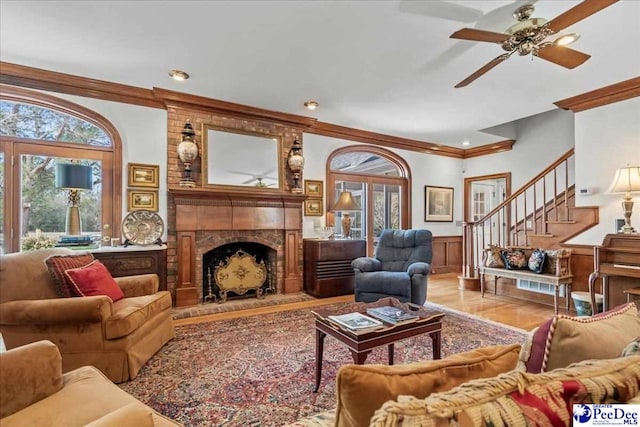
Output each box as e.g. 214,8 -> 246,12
366,306 -> 420,325
327,312 -> 384,332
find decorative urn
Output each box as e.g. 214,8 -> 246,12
177,119 -> 198,188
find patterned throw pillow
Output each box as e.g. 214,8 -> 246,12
484,244 -> 505,268
517,303 -> 640,373
543,249 -> 566,275
45,252 -> 95,297
528,249 -> 547,274
500,249 -> 527,270
620,336 -> 640,357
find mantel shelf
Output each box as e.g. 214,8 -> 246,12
169,187 -> 308,203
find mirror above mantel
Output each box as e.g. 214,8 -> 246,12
202,124 -> 284,191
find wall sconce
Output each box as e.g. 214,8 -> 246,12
55,163 -> 93,236
608,165 -> 640,233
177,119 -> 198,188
287,137 -> 304,193
331,191 -> 361,238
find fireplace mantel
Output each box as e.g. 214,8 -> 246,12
170,187 -> 304,306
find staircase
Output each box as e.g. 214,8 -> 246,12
461,148 -> 599,281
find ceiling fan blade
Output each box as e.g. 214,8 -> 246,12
455,54 -> 511,88
450,28 -> 510,43
546,0 -> 618,33
536,44 -> 591,69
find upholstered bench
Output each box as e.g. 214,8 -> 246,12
477,246 -> 572,314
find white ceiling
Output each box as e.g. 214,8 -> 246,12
1,0 -> 638,148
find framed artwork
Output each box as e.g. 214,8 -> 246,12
304,180 -> 324,198
128,189 -> 159,212
304,199 -> 323,216
425,185 -> 454,222
128,163 -> 159,188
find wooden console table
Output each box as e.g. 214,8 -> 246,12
91,245 -> 167,291
304,238 -> 366,298
588,234 -> 640,313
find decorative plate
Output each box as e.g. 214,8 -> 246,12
121,210 -> 164,246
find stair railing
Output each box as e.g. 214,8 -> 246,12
461,148 -> 575,280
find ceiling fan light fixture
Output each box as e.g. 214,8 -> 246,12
304,101 -> 319,110
169,70 -> 190,81
554,33 -> 580,46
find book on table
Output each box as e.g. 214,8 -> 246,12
327,312 -> 384,332
366,306 -> 420,325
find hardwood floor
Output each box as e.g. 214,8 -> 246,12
174,273 -> 557,331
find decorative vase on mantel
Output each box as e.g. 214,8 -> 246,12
177,119 -> 199,188
287,137 -> 304,193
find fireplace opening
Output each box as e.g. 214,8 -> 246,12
203,242 -> 276,303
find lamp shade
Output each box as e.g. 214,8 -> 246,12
332,191 -> 360,211
55,163 -> 93,190
608,166 -> 640,194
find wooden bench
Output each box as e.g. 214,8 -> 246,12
478,248 -> 573,315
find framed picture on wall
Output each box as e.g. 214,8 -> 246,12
304,199 -> 324,216
128,189 -> 159,212
425,185 -> 454,222
128,163 -> 159,188
304,180 -> 324,198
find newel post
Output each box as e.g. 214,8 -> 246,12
458,222 -> 480,291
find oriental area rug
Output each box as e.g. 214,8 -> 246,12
119,302 -> 528,427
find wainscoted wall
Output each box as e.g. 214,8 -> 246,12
430,235 -> 463,274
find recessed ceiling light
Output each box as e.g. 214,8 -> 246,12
462,141 -> 471,146
304,101 -> 319,110
169,70 -> 190,81
554,33 -> 580,46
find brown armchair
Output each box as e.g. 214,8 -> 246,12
0,248 -> 175,383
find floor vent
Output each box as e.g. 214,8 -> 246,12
517,279 -> 566,297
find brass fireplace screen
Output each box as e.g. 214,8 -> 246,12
205,249 -> 271,303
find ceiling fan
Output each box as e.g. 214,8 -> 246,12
450,0 -> 618,88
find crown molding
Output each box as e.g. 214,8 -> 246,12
462,140 -> 514,159
152,87 -> 317,128
554,76 -> 640,112
308,121 -> 465,158
0,61 -> 163,108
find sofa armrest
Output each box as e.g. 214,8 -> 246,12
0,340 -> 63,418
352,257 -> 382,273
115,274 -> 159,297
407,262 -> 431,276
0,296 -> 112,325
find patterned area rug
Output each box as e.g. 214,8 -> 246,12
120,301 -> 527,426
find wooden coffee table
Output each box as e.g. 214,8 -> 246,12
311,297 -> 445,392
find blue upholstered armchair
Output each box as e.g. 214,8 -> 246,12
352,229 -> 433,305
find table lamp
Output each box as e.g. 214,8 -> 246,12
608,165 -> 640,234
56,163 -> 93,236
332,191 -> 360,238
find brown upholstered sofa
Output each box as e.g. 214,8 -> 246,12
0,340 -> 182,426
0,248 -> 175,383
289,302 -> 640,427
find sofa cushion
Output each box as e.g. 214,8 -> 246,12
105,292 -> 172,340
335,344 -> 520,427
500,249 -> 527,270
45,252 -> 95,297
370,356 -> 640,427
354,271 -> 411,297
518,302 -> 640,373
84,402 -> 155,427
64,260 -> 125,302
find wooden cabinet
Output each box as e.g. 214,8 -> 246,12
91,246 -> 167,291
303,239 -> 366,298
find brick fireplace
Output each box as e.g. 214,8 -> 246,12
170,189 -> 305,306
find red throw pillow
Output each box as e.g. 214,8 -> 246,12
45,253 -> 95,297
64,260 -> 125,302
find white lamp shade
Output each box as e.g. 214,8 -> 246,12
608,166 -> 640,194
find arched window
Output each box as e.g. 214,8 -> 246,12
0,86 -> 122,253
327,146 -> 410,255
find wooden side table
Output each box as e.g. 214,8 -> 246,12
91,245 -> 167,291
303,239 -> 366,298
